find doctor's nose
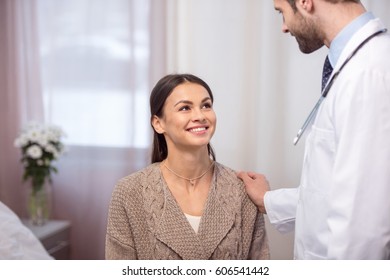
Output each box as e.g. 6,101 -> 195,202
280,16 -> 289,33
282,22 -> 289,33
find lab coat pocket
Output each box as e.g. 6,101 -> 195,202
302,125 -> 336,196
297,125 -> 336,257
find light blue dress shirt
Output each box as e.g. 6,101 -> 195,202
328,12 -> 375,68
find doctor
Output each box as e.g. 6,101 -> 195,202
238,0 -> 390,259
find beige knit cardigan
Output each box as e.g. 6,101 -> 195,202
105,162 -> 269,260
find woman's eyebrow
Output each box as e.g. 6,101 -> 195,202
174,100 -> 192,107
174,97 -> 211,107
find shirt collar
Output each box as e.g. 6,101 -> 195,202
328,12 -> 375,68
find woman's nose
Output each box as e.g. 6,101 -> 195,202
192,108 -> 206,122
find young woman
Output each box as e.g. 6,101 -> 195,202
105,74 -> 269,259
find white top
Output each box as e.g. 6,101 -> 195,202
184,213 -> 201,233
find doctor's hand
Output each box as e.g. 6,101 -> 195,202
237,171 -> 270,214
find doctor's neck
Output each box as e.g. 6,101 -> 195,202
315,1 -> 367,48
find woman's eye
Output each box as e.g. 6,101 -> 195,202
179,105 -> 190,111
202,102 -> 212,109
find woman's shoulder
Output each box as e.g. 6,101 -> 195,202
109,163 -> 165,217
213,162 -> 255,209
215,162 -> 240,179
214,162 -> 245,190
114,163 -> 161,195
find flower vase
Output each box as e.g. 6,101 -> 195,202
28,182 -> 52,226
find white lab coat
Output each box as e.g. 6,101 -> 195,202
265,18 -> 390,259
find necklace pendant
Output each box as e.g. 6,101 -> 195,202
163,160 -> 215,187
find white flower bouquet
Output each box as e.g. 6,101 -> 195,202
14,122 -> 66,193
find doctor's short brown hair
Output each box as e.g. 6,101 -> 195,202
286,0 -> 361,12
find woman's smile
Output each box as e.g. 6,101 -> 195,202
187,125 -> 209,135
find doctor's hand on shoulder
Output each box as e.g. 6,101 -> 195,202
237,171 -> 270,214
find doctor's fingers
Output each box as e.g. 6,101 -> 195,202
237,170 -> 262,179
237,171 -> 255,180
247,172 -> 268,181
237,171 -> 269,187
237,171 -> 253,183
238,172 -> 269,213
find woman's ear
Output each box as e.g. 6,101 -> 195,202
151,115 -> 165,134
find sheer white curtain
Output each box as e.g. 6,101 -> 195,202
38,0 -> 151,147
165,0 -> 390,259
0,0 -> 43,214
1,0 -> 166,259
35,0 -> 166,259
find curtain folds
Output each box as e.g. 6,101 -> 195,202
0,0 -> 165,259
36,0 -> 164,259
0,0 -> 43,215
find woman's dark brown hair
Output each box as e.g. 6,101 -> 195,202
150,74 -> 216,163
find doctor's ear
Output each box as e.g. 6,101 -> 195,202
296,0 -> 313,13
151,115 -> 165,134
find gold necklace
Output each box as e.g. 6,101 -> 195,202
163,160 -> 214,186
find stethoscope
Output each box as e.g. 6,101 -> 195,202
293,28 -> 387,145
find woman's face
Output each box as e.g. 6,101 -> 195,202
153,82 -> 216,151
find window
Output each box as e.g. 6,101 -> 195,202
37,0 -> 151,148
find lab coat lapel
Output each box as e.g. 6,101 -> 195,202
335,18 -> 386,72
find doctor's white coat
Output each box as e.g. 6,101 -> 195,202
265,18 -> 390,260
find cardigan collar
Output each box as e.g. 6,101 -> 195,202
141,162 -> 236,259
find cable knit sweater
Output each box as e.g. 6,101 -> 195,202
105,162 -> 269,260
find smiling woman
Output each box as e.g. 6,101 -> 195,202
105,74 -> 270,260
